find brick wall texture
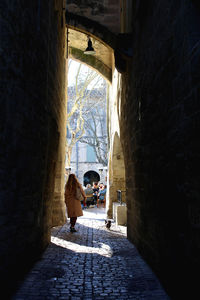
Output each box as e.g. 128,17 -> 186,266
0,0 -> 66,294
120,1 -> 200,298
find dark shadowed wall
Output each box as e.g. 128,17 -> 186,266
66,0 -> 121,33
120,1 -> 200,298
0,0 -> 66,295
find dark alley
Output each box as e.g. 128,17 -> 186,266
1,1 -> 200,300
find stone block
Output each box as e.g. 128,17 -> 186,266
116,205 -> 127,226
112,202 -> 127,226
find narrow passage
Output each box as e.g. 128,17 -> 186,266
13,208 -> 170,300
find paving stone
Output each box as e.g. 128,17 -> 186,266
12,207 -> 170,300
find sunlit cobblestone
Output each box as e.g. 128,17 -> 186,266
12,208 -> 170,299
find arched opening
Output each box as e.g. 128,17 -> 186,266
64,15 -> 117,221
65,13 -> 116,83
107,132 -> 126,225
83,170 -> 100,187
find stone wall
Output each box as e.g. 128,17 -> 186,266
120,1 -> 200,298
66,0 -> 121,33
107,70 -> 126,218
0,0 -> 66,295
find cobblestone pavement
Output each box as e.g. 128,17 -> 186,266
12,207 -> 170,300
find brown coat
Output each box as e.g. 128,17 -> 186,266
65,183 -> 86,218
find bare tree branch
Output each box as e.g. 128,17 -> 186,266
66,59 -> 108,166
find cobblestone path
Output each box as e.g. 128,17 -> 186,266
12,208 -> 170,300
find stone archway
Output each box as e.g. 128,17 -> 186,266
65,12 -> 116,84
65,17 -> 114,217
83,170 -> 100,187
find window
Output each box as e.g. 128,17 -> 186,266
86,145 -> 96,162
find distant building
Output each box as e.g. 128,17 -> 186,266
66,84 -> 108,186
69,141 -> 107,186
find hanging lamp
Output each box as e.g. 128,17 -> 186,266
84,37 -> 96,55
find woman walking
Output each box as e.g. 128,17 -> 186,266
64,174 -> 86,232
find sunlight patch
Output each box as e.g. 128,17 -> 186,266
51,236 -> 113,257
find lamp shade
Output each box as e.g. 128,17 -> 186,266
84,38 -> 96,55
